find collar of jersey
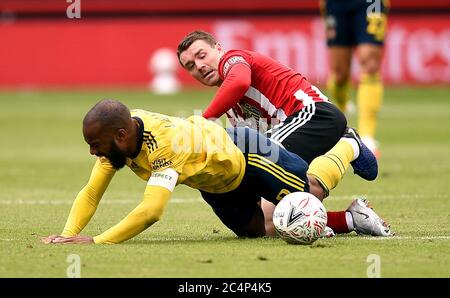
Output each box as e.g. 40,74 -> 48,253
130,116 -> 144,159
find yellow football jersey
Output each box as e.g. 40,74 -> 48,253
128,109 -> 246,193
61,110 -> 246,243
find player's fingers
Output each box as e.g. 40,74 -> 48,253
52,237 -> 71,243
40,235 -> 59,244
41,237 -> 53,244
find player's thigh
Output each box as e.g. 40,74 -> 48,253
280,102 -> 347,164
328,46 -> 353,83
261,198 -> 277,237
357,44 -> 383,74
246,148 -> 310,208
261,198 -> 275,222
200,190 -> 264,237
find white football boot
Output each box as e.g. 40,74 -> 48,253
347,198 -> 392,236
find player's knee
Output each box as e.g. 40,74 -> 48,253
235,225 -> 266,238
236,208 -> 266,238
308,177 -> 326,201
264,221 -> 277,237
361,59 -> 380,75
333,69 -> 350,86
359,52 -> 382,75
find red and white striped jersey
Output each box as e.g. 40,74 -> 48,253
218,50 -> 328,129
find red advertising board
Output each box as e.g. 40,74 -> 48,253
0,15 -> 449,88
1,0 -> 449,14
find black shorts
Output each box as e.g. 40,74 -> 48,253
267,101 -> 347,164
324,0 -> 388,46
200,127 -> 309,236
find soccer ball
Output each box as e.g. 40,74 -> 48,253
273,192 -> 327,245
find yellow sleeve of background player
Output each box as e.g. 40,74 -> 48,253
61,158 -> 115,237
92,168 -> 178,244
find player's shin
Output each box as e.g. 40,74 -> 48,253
357,73 -> 383,139
306,141 -> 355,234
327,75 -> 351,112
306,139 -> 354,195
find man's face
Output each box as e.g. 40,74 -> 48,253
83,122 -> 127,170
179,39 -> 222,86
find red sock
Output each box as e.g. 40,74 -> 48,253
327,211 -> 350,234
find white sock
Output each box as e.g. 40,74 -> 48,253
345,211 -> 355,231
341,137 -> 360,161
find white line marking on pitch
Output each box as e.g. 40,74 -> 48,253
1,194 -> 448,205
0,198 -> 202,205
326,194 -> 449,201
1,236 -> 449,242
361,235 -> 450,240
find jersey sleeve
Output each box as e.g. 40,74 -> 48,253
219,53 -> 251,79
61,157 -> 116,237
203,62 -> 251,120
92,184 -> 173,244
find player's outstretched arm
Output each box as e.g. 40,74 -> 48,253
203,63 -> 251,119
43,186 -> 172,244
41,158 -> 115,244
92,185 -> 171,244
92,167 -> 179,244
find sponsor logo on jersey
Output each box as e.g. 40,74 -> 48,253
242,103 -> 262,121
152,158 -> 173,171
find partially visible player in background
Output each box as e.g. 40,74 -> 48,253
41,99 -> 390,244
321,0 -> 388,157
176,30 -> 382,236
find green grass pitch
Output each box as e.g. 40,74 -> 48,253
0,86 -> 449,277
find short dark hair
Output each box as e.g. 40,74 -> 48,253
176,30 -> 217,65
83,99 -> 130,131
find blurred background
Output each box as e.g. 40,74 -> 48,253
1,0 -> 449,92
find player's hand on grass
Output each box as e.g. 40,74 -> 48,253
41,235 -> 62,244
51,235 -> 94,244
41,235 -> 94,244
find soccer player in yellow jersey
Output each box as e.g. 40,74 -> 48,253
322,0 -> 388,157
42,100 -> 390,244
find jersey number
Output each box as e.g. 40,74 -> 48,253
276,189 -> 291,201
366,13 -> 387,42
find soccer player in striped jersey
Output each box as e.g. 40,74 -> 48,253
177,30 -> 382,236
41,100 -> 390,244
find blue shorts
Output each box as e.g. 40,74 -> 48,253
200,127 -> 309,236
324,0 -> 388,46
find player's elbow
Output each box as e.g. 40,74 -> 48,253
146,212 -> 162,227
236,76 -> 251,92
139,209 -> 164,228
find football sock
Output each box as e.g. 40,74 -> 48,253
357,73 -> 383,139
327,75 -> 351,112
345,211 -> 355,231
326,211 -> 350,233
341,137 -> 359,161
307,140 -> 354,195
